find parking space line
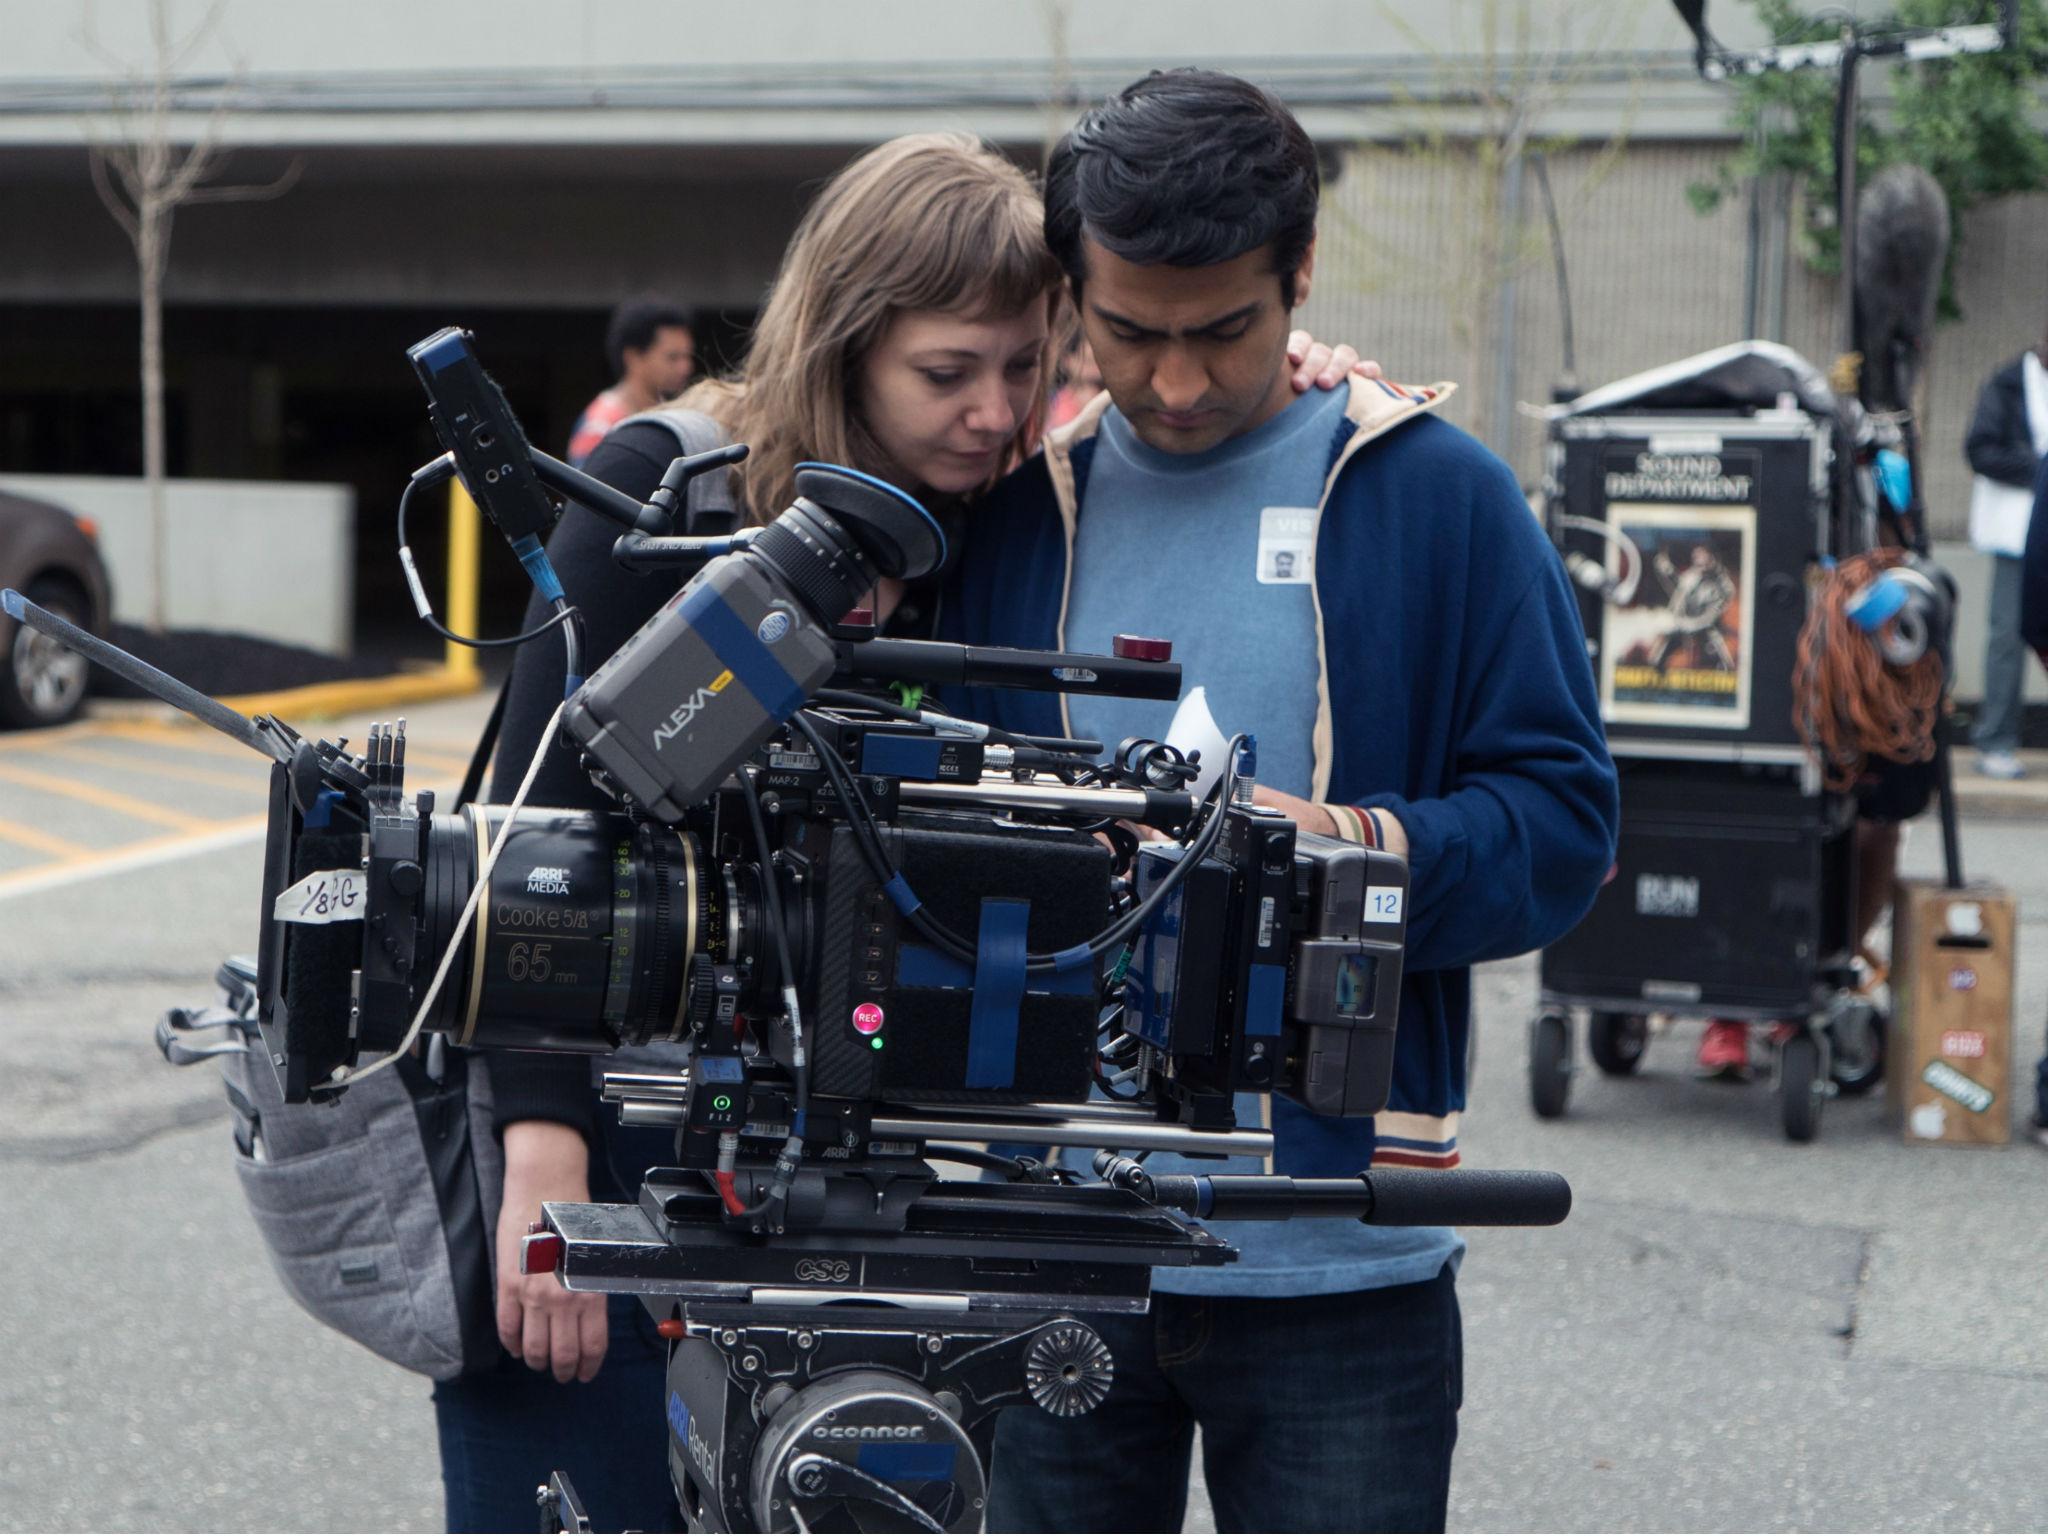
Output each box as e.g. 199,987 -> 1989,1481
43,744 -> 269,794
0,718 -> 109,755
0,816 -> 92,859
95,718 -> 474,774
0,816 -> 269,901
0,760 -> 217,831
94,720 -> 257,760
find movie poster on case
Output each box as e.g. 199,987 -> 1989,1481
1598,503 -> 1756,730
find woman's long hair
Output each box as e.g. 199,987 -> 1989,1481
679,133 -> 1061,525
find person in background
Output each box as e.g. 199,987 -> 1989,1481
2014,451 -> 2048,1146
1046,329 -> 1103,429
1964,333 -> 2048,779
565,294 -> 697,466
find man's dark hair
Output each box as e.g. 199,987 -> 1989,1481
1045,69 -> 1319,304
604,294 -> 692,379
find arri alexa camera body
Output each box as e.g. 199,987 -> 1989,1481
5,329 -> 1569,1535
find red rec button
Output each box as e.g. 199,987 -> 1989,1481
852,1002 -> 886,1035
1113,634 -> 1173,663
839,606 -> 877,629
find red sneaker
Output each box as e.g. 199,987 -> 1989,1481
1695,1020 -> 1751,1081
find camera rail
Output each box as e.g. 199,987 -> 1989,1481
599,1072 -> 1277,1158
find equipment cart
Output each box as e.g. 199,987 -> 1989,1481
1530,344 -> 1889,1141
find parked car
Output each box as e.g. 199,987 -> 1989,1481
0,490 -> 113,728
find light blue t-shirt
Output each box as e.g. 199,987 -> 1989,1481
1065,388 -> 1341,796
1064,387 -> 1463,1297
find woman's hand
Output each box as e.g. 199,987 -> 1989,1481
1288,330 -> 1385,394
496,1119 -> 609,1383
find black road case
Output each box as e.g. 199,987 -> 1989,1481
1530,345 -> 1881,1141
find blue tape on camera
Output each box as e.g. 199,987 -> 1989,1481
1051,942 -> 1095,974
417,331 -> 470,375
677,582 -> 805,721
966,898 -> 1030,1090
895,943 -> 1094,995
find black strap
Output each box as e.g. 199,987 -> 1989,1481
457,675 -> 512,811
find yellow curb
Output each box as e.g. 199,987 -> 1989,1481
216,665 -> 483,722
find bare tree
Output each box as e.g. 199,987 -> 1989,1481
82,0 -> 299,629
1317,0 -> 1642,453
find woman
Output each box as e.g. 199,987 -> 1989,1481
436,131 -> 1366,1532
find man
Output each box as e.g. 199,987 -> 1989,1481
2014,451 -> 2048,1146
566,295 -> 696,466
1649,542 -> 1737,674
940,70 -> 1618,1533
1964,333 -> 2048,779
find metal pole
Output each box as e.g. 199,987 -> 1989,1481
1490,145 -> 1526,460
445,478 -> 482,681
1835,25 -> 1861,369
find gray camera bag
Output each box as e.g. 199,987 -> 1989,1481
161,962 -> 505,1381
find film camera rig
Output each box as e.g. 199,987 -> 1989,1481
3,330 -> 1571,1533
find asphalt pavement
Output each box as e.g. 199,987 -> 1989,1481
2,691 -> 2044,1532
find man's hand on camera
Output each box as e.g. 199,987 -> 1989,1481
1287,331 -> 1384,394
497,1119 -> 609,1384
1253,787 -> 1410,857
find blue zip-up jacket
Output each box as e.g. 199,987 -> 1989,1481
938,378 -> 1619,1167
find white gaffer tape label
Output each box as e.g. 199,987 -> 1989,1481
1364,885 -> 1405,924
273,868 -> 367,925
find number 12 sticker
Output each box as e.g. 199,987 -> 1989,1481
1364,886 -> 1405,925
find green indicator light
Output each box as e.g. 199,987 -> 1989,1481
712,1094 -> 732,1111
870,1037 -> 885,1050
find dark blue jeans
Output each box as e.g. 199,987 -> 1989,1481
988,1267 -> 1462,1534
432,1293 -> 683,1533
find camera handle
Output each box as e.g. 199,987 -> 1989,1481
528,440 -> 750,537
1097,1154 -> 1572,1228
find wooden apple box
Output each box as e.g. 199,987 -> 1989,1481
1889,881 -> 2014,1146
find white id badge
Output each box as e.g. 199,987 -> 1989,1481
1256,506 -> 1316,584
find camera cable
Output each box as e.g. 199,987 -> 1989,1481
736,764 -> 808,1225
396,455 -> 587,673
329,697 -> 566,1089
789,710 -> 1242,976
811,689 -> 1100,763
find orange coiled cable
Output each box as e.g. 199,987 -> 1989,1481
1793,548 -> 1945,792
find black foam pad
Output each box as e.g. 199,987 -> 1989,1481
281,828 -> 362,1080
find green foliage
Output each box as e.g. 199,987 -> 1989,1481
1688,0 -> 2048,318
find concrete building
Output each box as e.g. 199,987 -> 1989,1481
0,1 -> 2041,659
